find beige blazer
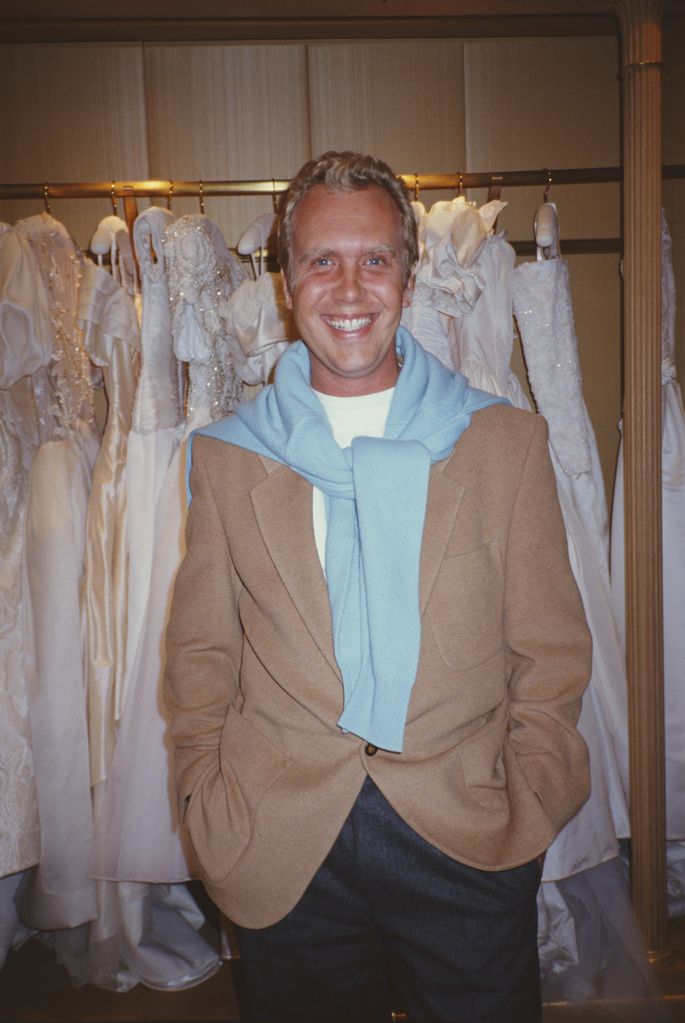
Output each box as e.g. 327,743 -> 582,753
164,404 -> 591,928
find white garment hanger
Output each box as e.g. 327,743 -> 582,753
534,171 -> 560,261
237,212 -> 277,278
534,202 -> 560,261
89,213 -> 139,293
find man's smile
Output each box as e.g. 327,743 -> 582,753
321,314 -> 376,332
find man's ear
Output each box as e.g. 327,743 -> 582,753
402,270 -> 415,309
281,269 -> 293,310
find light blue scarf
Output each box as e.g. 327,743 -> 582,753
188,327 -> 505,752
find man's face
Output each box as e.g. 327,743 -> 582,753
283,184 -> 412,396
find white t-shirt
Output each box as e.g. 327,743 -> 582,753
312,387 -> 395,573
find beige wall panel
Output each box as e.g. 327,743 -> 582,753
307,41 -> 466,210
464,36 -> 622,498
143,44 -> 308,250
0,43 -> 149,249
464,37 -> 620,238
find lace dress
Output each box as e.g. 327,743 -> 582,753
512,256 -> 656,1001
13,213 -> 100,931
91,214 -> 247,886
91,206 -> 187,883
80,263 -> 141,789
122,207 -> 185,707
47,236 -> 218,995
400,196 -> 491,369
610,213 -> 685,913
0,223 -> 47,964
409,202 -> 657,1003
0,225 -> 44,882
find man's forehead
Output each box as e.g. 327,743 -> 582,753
291,185 -> 401,241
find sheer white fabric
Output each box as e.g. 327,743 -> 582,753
91,215 -> 249,886
79,262 -> 141,788
68,246 -> 217,994
0,226 -> 43,881
610,213 -> 685,912
123,207 -> 185,707
92,206 -> 188,884
513,252 -> 650,1001
13,214 -> 100,931
408,201 -> 654,1002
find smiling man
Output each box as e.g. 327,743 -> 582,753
164,152 -> 591,1023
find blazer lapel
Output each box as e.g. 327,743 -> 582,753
419,460 -> 465,614
250,458 -> 341,678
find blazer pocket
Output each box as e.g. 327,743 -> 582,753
185,707 -> 290,885
457,709 -> 509,816
428,538 -> 504,669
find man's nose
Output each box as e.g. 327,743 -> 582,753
333,261 -> 366,302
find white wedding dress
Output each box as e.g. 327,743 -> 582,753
48,244 -> 217,995
91,206 -> 189,884
80,262 -> 141,789
91,215 -> 247,886
0,225 -> 44,882
12,214 -> 100,932
0,223 -> 48,964
408,198 -> 659,1004
511,253 -> 656,1002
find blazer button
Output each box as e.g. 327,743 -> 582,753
364,743 -> 378,756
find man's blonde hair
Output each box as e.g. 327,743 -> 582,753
277,151 -> 418,290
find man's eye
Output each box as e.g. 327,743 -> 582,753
366,255 -> 387,266
313,257 -> 333,268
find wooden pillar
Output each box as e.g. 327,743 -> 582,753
614,0 -> 667,960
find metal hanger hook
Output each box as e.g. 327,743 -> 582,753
543,169 -> 553,203
110,181 -> 118,216
199,180 -> 205,215
43,182 -> 51,214
167,180 -> 174,211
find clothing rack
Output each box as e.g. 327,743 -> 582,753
2,164 -> 682,256
2,163 -> 685,200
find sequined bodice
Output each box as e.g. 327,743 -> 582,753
16,214 -> 95,441
163,215 -> 247,429
132,207 -> 185,432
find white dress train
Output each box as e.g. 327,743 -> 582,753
90,214 -> 248,886
512,254 -> 655,1001
409,197 -> 659,1003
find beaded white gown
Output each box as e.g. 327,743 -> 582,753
409,198 -> 658,1003
0,223 -> 48,964
92,215 -> 246,885
12,214 -> 100,932
0,225 -> 44,882
80,261 -> 141,789
510,253 -> 656,1001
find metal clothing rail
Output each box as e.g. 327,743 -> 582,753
1,163 -> 684,200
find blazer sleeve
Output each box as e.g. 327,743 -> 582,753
164,436 -> 244,820
504,414 -> 592,831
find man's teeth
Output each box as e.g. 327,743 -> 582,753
326,316 -> 373,331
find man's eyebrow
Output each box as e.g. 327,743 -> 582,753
297,246 -> 335,264
297,243 -> 398,263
